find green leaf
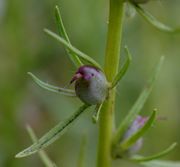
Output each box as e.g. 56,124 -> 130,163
131,143 -> 177,162
26,125 -> 57,167
44,29 -> 103,70
141,160 -> 180,167
119,110 -> 156,151
111,46 -> 132,88
113,56 -> 164,146
92,103 -> 103,123
54,6 -> 69,42
133,3 -> 180,33
28,72 -> 76,96
15,104 -> 90,158
54,5 -> 83,67
77,134 -> 87,167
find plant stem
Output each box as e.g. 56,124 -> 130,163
97,0 -> 125,167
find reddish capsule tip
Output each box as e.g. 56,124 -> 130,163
70,73 -> 83,84
70,65 -> 108,105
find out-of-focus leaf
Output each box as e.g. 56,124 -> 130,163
28,72 -> 76,96
54,5 -> 82,67
131,143 -> 177,162
133,3 -> 180,33
15,104 -> 90,158
119,110 -> 156,151
113,56 -> 164,145
77,134 -> 87,167
44,29 -> 103,70
111,46 -> 132,88
26,125 -> 57,167
140,160 -> 180,167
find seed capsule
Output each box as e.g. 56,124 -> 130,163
71,65 -> 108,105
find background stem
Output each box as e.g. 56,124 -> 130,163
97,0 -> 124,167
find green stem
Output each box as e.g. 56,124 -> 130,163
97,0 -> 125,167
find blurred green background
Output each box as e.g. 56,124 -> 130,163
0,0 -> 180,166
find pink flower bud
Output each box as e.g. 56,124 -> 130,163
123,116 -> 148,155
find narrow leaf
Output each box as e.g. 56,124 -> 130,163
28,72 -> 76,96
120,110 -> 156,151
15,104 -> 90,158
111,46 -> 132,88
141,160 -> 180,167
92,103 -> 103,123
77,134 -> 87,167
113,56 -> 164,145
54,5 -> 69,42
131,143 -> 177,162
133,3 -> 180,33
44,29 -> 103,70
54,5 -> 82,67
26,125 -> 57,167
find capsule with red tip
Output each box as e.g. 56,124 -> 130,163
71,65 -> 109,105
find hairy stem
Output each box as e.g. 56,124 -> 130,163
97,0 -> 125,167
